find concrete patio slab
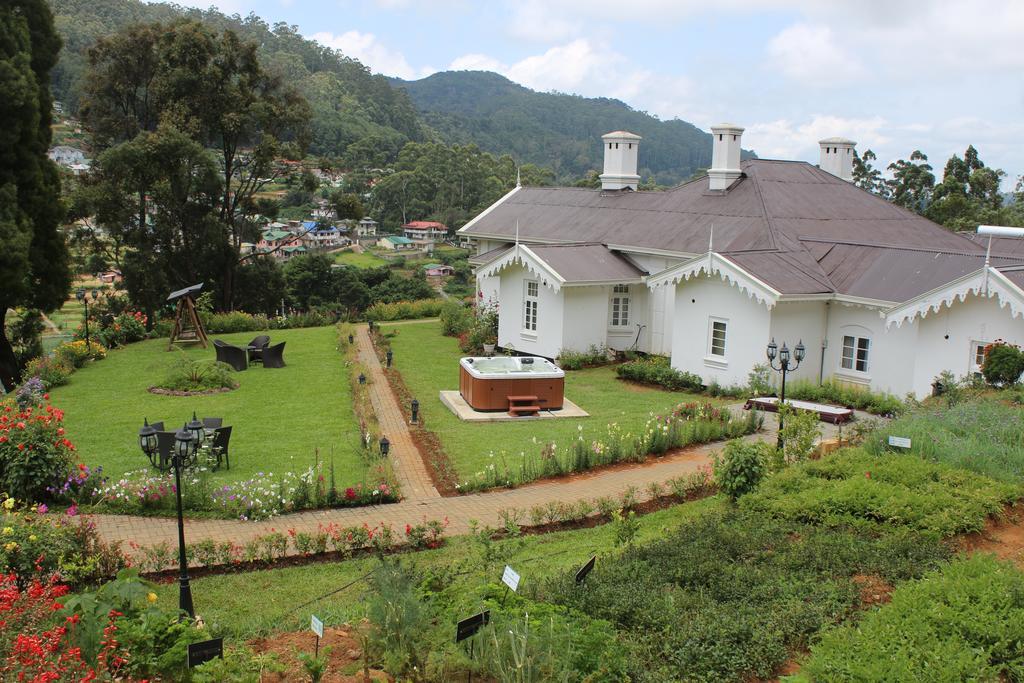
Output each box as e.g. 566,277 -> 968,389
439,390 -> 589,421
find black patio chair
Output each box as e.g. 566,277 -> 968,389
201,417 -> 223,430
149,421 -> 164,432
247,335 -> 271,363
213,339 -> 247,371
209,426 -> 232,470
262,341 -> 286,368
154,431 -> 177,471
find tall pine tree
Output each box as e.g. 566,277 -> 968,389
0,1 -> 70,391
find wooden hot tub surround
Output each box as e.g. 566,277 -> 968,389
459,357 -> 565,412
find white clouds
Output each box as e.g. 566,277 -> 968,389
506,0 -> 580,43
744,116 -> 889,161
309,30 -> 434,80
766,23 -> 866,87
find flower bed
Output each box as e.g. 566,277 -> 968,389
455,402 -> 761,492
0,400 -> 78,502
364,299 -> 445,322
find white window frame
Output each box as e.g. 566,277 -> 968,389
522,280 -> 539,334
840,334 -> 871,373
609,284 -> 631,328
972,340 -> 991,374
708,318 -> 728,358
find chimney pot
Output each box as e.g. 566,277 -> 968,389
600,130 -> 642,191
818,137 -> 856,182
708,123 -> 744,191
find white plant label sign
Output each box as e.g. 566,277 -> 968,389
311,615 -> 324,638
502,565 -> 521,592
888,435 -> 912,449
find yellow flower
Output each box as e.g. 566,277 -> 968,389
1,527 -> 11,536
28,535 -> 37,542
4,542 -> 17,552
147,592 -> 158,604
2,498 -> 14,510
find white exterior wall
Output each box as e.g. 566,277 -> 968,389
562,288 -> 611,354
670,275 -> 772,386
605,283 -> 650,353
497,265 -> 564,359
824,305 -> 917,397
767,301 -> 828,385
620,253 -> 681,354
910,292 -> 1024,397
474,239 -> 504,306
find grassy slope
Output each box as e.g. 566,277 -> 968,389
48,326 -> 371,487
333,250 -> 387,268
380,321 -> 720,479
153,495 -> 722,639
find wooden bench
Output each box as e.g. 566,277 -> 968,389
507,395 -> 541,417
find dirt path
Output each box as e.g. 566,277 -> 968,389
960,505 -> 1024,565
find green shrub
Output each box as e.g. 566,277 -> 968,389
616,356 -> 703,391
0,399 -> 78,502
786,378 -> 905,416
53,340 -> 106,369
747,363 -> 774,395
778,404 -> 822,465
713,440 -> 771,499
798,554 -> 1024,682
155,356 -> 238,392
365,299 -> 445,322
981,340 -> 1024,385
741,449 -> 1017,537
557,345 -> 610,370
543,509 -> 949,682
439,301 -> 473,336
23,355 -> 73,389
203,310 -> 270,333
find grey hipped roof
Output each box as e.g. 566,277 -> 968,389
461,159 -> 1024,302
527,244 -> 646,284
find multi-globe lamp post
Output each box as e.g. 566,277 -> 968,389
138,417 -> 198,619
766,338 -> 805,450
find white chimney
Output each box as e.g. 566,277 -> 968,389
708,123 -> 744,191
600,130 -> 642,191
819,137 -> 856,182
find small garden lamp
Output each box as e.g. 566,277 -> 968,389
411,398 -> 419,424
171,423 -> 196,619
76,288 -> 100,348
379,435 -> 390,457
348,333 -> 354,344
766,337 -> 805,449
386,349 -> 393,368
186,411 -> 205,446
138,418 -> 158,464
358,372 -> 366,385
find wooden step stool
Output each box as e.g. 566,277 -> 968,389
507,395 -> 541,417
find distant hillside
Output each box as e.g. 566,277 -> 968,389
393,71 -> 750,185
49,0 -> 424,158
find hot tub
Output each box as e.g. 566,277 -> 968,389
459,356 -> 565,411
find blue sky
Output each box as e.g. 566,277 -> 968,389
169,0 -> 1024,187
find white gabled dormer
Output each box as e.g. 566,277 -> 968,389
600,130 -> 642,191
708,123 -> 744,191
819,137 -> 856,182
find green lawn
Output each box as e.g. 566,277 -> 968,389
48,326 -> 370,487
380,320 -> 720,479
333,250 -> 387,268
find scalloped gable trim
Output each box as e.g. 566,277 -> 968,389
646,252 -> 781,309
885,267 -> 1024,328
477,244 -> 566,292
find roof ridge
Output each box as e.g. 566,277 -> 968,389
798,235 -> 988,257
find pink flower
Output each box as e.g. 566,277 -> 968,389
66,504 -> 78,517
36,504 -> 48,514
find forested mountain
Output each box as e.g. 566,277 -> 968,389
392,71 -> 749,185
50,0 -> 424,161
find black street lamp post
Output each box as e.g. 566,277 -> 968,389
766,338 -> 806,450
172,423 -> 197,619
76,288 -> 100,347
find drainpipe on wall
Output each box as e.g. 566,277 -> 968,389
819,301 -> 831,384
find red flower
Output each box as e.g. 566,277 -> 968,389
344,487 -> 356,500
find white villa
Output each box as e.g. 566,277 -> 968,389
458,126 -> 1024,399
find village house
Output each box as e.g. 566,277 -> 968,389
356,217 -> 378,237
402,220 -> 448,242
458,126 -> 1024,399
257,228 -> 307,260
423,263 -> 455,277
378,235 -> 416,251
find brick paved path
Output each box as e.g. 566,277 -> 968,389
88,320 -> 863,553
354,324 -> 439,501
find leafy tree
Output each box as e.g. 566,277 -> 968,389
329,190 -> 364,221
0,1 -> 70,391
926,146 -> 1013,231
886,151 -> 935,212
232,257 -> 286,315
852,149 -> 888,198
283,253 -> 336,310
